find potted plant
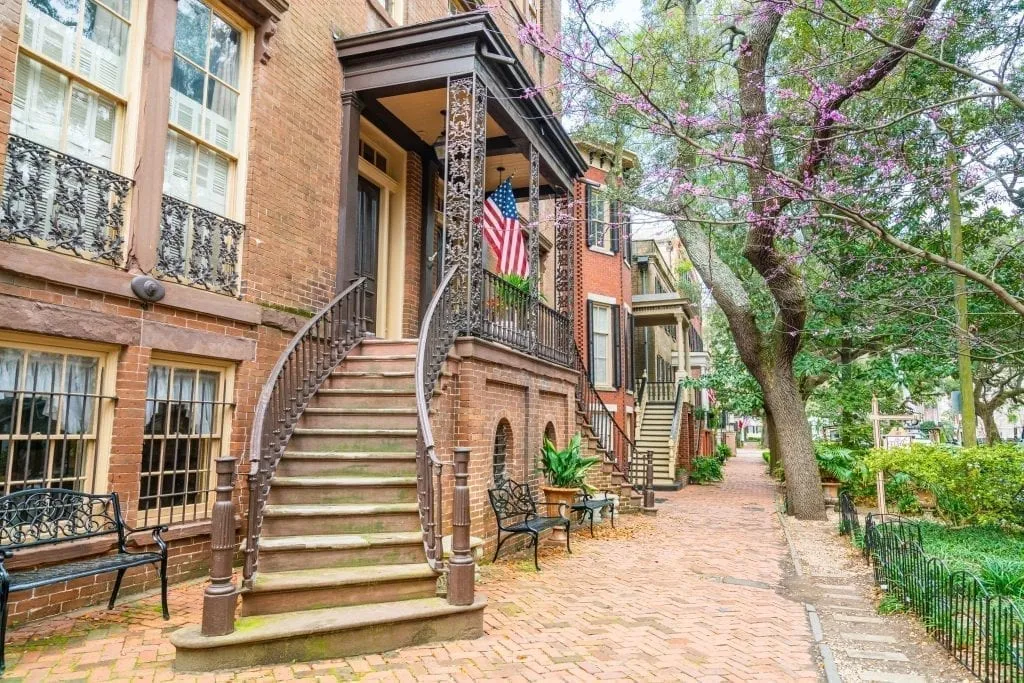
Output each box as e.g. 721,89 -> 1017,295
539,433 -> 600,542
815,444 -> 855,507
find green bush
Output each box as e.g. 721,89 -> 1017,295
690,456 -> 724,484
814,443 -> 856,482
714,443 -> 731,463
539,433 -> 600,489
865,444 -> 1024,529
762,450 -> 770,464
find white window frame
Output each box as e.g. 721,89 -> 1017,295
138,355 -> 234,526
0,333 -> 117,496
164,0 -> 253,222
591,302 -> 613,389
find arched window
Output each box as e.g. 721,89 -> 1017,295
493,419 -> 512,484
544,422 -> 557,448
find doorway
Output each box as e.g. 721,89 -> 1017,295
356,176 -> 381,335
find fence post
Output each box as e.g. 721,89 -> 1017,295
448,447 -> 475,606
202,457 -> 238,636
643,450 -> 656,515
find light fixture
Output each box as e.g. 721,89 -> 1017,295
432,109 -> 447,164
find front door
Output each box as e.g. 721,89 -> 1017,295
356,176 -> 380,334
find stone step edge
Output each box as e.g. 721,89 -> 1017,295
291,428 -> 418,436
303,407 -> 417,415
259,531 -> 424,552
249,562 -> 437,593
170,596 -> 486,651
282,451 -> 417,460
264,503 -> 419,516
271,476 -> 418,487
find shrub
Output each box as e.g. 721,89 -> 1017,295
814,443 -> 856,482
865,444 -> 1024,529
540,433 -> 600,489
690,456 -> 723,484
714,443 -> 731,463
762,450 -> 770,464
979,558 -> 1024,599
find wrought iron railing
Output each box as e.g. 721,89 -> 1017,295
689,327 -> 704,353
1,134 -> 131,265
242,277 -> 368,587
537,303 -> 573,367
415,266 -> 460,571
858,514 -> 1023,682
157,195 -> 245,297
478,269 -> 574,367
571,342 -> 648,494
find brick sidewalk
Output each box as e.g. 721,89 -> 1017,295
7,450 -> 820,682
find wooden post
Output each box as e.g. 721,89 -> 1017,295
447,447 -> 474,606
202,457 -> 238,636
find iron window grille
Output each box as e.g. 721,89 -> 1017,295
0,345 -> 114,495
140,363 -> 233,526
493,420 -> 511,485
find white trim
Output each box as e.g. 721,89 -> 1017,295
587,293 -> 617,305
625,405 -> 634,414
588,245 -> 615,256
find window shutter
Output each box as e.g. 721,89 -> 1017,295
585,185 -> 596,246
626,312 -> 635,391
587,300 -> 595,383
623,209 -> 632,263
612,304 -> 621,388
610,201 -> 620,254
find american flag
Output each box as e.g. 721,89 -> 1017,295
707,388 -> 717,405
483,178 -> 529,277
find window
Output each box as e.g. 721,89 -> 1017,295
13,0 -> 132,169
163,0 -> 246,218
0,342 -> 113,495
493,419 -> 511,485
140,360 -> 232,525
543,422 -> 556,448
588,301 -> 621,388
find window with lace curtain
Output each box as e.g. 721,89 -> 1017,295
0,341 -> 114,495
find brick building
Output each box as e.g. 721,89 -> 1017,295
0,0 -> 650,665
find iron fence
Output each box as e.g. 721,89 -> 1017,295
479,270 -> 574,368
1,134 -> 131,266
860,513 -> 1023,682
157,195 -> 245,297
536,304 -> 573,367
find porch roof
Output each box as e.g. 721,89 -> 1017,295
335,11 -> 587,192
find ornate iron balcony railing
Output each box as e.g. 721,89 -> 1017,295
0,135 -> 132,266
157,195 -> 245,297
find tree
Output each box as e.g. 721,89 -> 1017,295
517,0 -> 1024,517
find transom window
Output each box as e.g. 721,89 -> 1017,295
140,360 -> 231,525
0,343 -> 112,495
163,0 -> 243,217
13,0 -> 133,168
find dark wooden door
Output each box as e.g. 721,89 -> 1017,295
356,177 -> 380,334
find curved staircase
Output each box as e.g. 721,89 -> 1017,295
171,340 -> 484,671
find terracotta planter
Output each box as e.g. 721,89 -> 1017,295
916,489 -> 937,509
541,485 -> 576,543
821,481 -> 841,507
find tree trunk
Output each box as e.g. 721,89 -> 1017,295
762,370 -> 825,520
765,407 -> 781,474
976,402 -> 1001,443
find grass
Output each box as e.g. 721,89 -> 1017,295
918,521 -> 1024,604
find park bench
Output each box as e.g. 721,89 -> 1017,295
571,489 -> 615,537
0,489 -> 169,672
488,479 -> 571,570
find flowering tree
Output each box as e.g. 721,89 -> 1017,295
515,0 -> 1024,518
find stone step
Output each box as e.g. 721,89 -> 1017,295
171,596 -> 486,671
277,451 -> 417,478
352,340 -> 420,356
258,532 -> 425,572
340,355 -> 417,373
242,563 -> 439,616
263,503 -> 421,536
268,476 -> 418,505
289,428 -> 418,453
309,388 -> 417,410
300,407 -> 418,430
325,372 -> 416,392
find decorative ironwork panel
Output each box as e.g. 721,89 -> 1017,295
0,135 -> 131,266
157,195 -> 245,297
0,489 -> 122,550
554,195 -> 574,323
443,74 -> 487,334
527,145 -> 540,349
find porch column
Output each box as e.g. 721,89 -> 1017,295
527,145 -> 540,351
443,74 -> 487,334
675,312 -> 688,383
337,91 -> 363,292
554,194 -> 574,323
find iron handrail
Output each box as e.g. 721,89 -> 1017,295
415,266 -> 460,571
243,277 -> 368,586
571,342 -> 646,491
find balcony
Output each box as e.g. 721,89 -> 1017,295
0,135 -> 132,266
156,196 -> 245,297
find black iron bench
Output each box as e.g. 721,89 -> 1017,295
571,489 -> 615,536
0,489 -> 169,672
488,479 -> 570,570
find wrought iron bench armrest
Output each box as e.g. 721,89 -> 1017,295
122,524 -> 169,555
534,501 -> 569,517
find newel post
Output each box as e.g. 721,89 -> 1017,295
448,447 -> 475,606
643,450 -> 656,514
202,457 -> 239,636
